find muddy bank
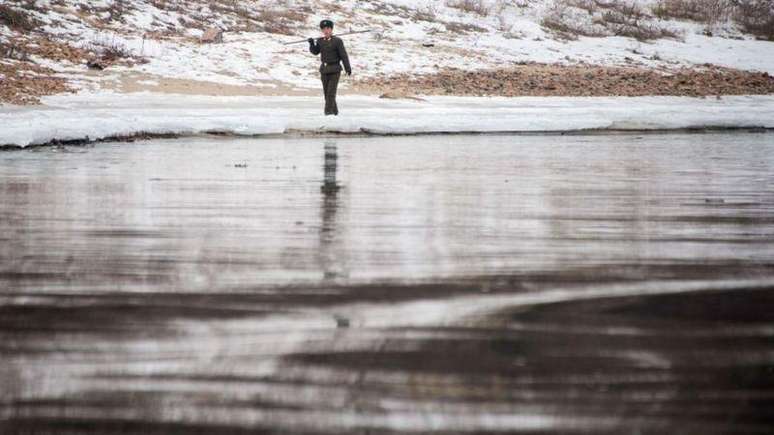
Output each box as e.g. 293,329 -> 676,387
355,64 -> 774,97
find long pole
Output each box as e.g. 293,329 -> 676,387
283,30 -> 372,45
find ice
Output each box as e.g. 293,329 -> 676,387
2,92 -> 774,147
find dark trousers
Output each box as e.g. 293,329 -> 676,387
321,72 -> 341,115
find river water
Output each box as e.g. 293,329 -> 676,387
1,132 -> 773,434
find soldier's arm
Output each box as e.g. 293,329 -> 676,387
337,39 -> 351,75
308,38 -> 320,55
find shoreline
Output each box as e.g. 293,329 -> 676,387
2,125 -> 773,151
3,93 -> 774,148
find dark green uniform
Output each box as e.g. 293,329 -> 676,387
309,36 -> 351,115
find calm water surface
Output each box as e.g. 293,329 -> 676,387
1,133 -> 773,434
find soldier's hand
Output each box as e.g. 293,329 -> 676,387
307,38 -> 314,44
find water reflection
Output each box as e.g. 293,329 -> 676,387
319,140 -> 348,281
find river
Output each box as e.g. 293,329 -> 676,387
1,132 -> 773,433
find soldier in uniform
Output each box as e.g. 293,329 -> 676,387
308,19 -> 352,116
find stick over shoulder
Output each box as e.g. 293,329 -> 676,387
283,30 -> 372,45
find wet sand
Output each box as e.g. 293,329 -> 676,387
1,133 -> 773,433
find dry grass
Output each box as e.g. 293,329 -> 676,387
149,0 -> 183,11
543,0 -> 680,41
198,1 -> 310,34
104,0 -> 129,23
0,42 -> 30,61
21,37 -> 88,63
0,4 -> 41,32
541,0 -> 606,39
444,20 -> 488,33
446,0 -> 491,16
258,8 -> 310,35
541,18 -> 604,39
99,43 -> 133,62
413,6 -> 438,23
600,1 -> 680,40
146,0 -> 305,34
652,0 -> 733,33
651,0 -> 773,40
0,61 -> 71,105
734,0 -> 774,41
367,1 -> 489,34
80,35 -> 142,68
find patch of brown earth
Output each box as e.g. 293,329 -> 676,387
14,37 -> 89,64
354,63 -> 774,97
0,61 -> 71,105
107,73 -> 319,96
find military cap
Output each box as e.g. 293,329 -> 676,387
319,19 -> 334,29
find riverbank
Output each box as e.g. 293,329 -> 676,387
3,92 -> 774,148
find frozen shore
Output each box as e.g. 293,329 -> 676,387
3,92 -> 774,148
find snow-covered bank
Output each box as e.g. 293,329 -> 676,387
3,92 -> 774,148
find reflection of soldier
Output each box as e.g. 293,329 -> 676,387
321,141 -> 340,196
308,19 -> 352,116
319,140 -> 347,281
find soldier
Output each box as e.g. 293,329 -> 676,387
308,19 -> 352,116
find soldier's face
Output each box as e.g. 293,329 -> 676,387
322,27 -> 333,37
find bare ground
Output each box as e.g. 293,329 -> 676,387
109,72 -> 320,96
0,61 -> 71,105
3,60 -> 774,105
354,63 -> 774,97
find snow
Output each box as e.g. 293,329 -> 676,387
4,0 -> 773,94
2,92 -> 773,147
